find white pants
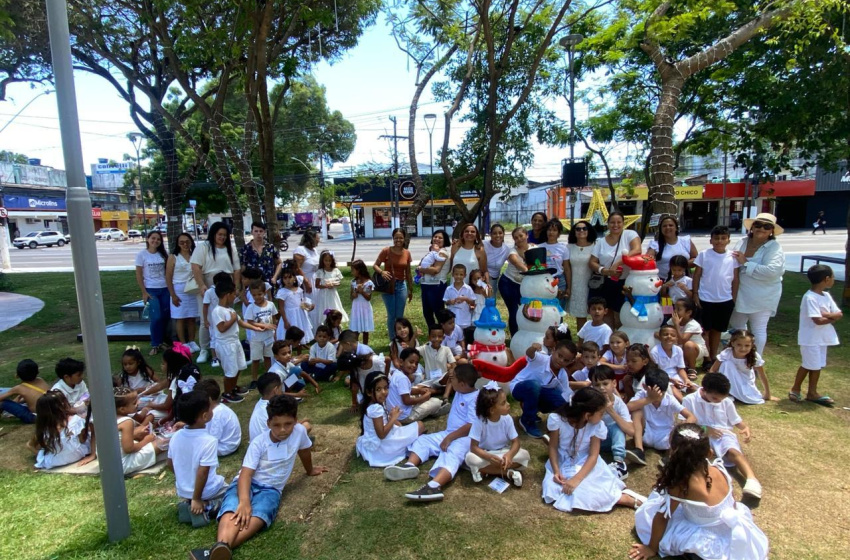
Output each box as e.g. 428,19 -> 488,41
405,398 -> 443,422
730,310 -> 772,356
464,448 -> 530,472
409,431 -> 470,479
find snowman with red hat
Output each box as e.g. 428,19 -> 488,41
509,246 -> 567,358
620,254 -> 665,347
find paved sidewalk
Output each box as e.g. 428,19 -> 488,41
0,293 -> 45,332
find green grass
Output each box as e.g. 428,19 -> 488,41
1,271 -> 849,559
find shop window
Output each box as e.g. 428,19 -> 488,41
373,208 -> 391,229
422,206 -> 450,228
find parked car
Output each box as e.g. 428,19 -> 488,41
95,227 -> 127,241
128,229 -> 142,239
12,230 -> 68,249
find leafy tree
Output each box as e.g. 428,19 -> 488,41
0,150 -> 29,163
0,0 -> 50,100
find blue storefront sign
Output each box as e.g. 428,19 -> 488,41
3,195 -> 67,211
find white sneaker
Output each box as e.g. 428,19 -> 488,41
197,349 -> 209,363
188,341 -> 200,353
211,358 -> 221,368
507,469 -> 523,488
743,478 -> 763,499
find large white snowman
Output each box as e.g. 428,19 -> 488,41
620,254 -> 664,347
509,246 -> 566,357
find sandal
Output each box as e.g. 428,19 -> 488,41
686,368 -> 698,381
148,347 -> 160,356
806,395 -> 835,407
623,489 -> 647,509
788,391 -> 803,403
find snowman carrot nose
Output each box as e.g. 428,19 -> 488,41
654,280 -> 664,288
551,278 -> 559,287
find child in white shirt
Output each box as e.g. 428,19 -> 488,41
197,379 -> 241,457
301,325 -> 338,382
52,357 -> 89,417
692,226 -> 740,363
437,309 -> 465,358
387,347 -> 446,422
243,281 -> 278,390
169,390 -> 226,527
590,366 -> 634,481
356,371 -> 424,467
468,269 -> 490,323
269,341 -> 320,399
212,282 -> 263,403
201,271 -> 231,368
667,297 -> 707,377
790,264 -> 842,406
249,373 -> 284,442
649,324 -> 695,397
443,264 -> 476,329
578,297 -> 614,351
415,325 -> 457,400
662,255 -> 693,303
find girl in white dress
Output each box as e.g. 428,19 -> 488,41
33,391 -> 95,469
114,387 -> 159,475
630,423 -> 769,560
276,267 -> 314,343
710,330 -> 774,404
314,250 -> 349,328
356,372 -> 423,467
349,260 -> 375,345
542,387 -> 644,512
115,347 -> 158,391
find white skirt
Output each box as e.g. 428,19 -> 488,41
170,282 -> 200,319
355,422 -> 420,467
542,455 -> 625,512
718,361 -> 764,405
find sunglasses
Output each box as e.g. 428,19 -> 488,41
751,222 -> 774,230
573,226 -> 588,231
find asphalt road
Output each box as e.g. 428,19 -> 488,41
5,228 -> 847,280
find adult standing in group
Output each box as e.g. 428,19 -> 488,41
240,221 -> 280,285
166,233 -> 199,352
483,223 -> 511,296
646,215 -> 698,280
374,228 -> 414,339
449,223 -> 488,284
527,212 -> 548,244
730,213 -> 786,356
190,222 -> 242,363
135,231 -> 171,356
291,230 -> 321,327
417,230 -> 452,329
566,220 -> 596,330
538,219 -> 572,312
499,226 -> 534,336
588,212 -> 642,328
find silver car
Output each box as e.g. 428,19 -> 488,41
95,227 -> 127,241
12,230 -> 68,249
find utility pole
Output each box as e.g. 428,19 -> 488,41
380,116 -> 408,230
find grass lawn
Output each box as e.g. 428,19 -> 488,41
0,270 -> 848,560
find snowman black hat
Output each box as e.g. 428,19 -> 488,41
520,247 -> 556,275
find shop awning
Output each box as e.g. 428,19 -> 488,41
758,180 -> 815,197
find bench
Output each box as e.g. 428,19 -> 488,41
800,255 -> 845,272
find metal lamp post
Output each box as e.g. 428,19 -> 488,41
423,113 -> 437,235
559,33 -> 584,226
128,133 -> 145,234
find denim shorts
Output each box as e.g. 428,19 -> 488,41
217,480 -> 281,528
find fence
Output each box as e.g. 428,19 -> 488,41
487,204 -> 548,232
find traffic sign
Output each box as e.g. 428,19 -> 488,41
0,207 -> 7,218
189,199 -> 197,207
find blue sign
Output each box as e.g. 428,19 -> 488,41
3,195 -> 67,211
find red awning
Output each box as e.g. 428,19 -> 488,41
758,180 -> 815,197
704,182 -> 746,198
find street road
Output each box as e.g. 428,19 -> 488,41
5,228 -> 847,280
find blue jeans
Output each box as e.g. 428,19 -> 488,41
499,275 -> 522,336
0,399 -> 36,423
301,362 -> 337,382
420,282 -> 447,329
146,287 -> 172,348
381,280 -> 408,339
511,380 -> 566,427
556,274 -> 568,313
601,415 -> 626,462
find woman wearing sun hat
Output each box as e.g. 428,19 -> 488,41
730,212 -> 786,356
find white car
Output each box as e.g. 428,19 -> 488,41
95,227 -> 127,241
128,229 -> 142,239
13,231 -> 68,249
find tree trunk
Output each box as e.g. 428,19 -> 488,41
648,75 -> 684,216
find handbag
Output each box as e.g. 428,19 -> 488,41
372,248 -> 393,294
184,276 -> 200,295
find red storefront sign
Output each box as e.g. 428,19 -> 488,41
91,207 -> 102,219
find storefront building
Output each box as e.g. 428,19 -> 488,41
702,179 -> 816,230
547,185 -> 704,227
1,191 -> 69,238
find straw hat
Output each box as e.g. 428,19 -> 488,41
743,212 -> 784,235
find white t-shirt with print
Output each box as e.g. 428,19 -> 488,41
244,300 -> 276,344
469,414 -> 518,451
239,423 -> 312,490
135,250 -> 167,289
538,242 -> 570,277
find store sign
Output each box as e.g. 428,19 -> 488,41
398,180 -> 417,200
675,186 -> 704,199
3,195 -> 67,211
94,162 -> 133,174
601,186 -> 702,201
92,208 -> 102,219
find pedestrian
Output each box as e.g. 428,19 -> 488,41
812,211 -> 826,235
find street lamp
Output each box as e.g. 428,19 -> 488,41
559,33 -> 584,225
128,132 -> 145,234
423,113 -> 437,235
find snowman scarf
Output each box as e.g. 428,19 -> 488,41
467,342 -> 507,358
629,295 -> 658,321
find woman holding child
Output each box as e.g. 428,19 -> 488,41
729,213 -> 786,356
418,230 -> 452,329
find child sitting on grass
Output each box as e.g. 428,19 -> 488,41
31,390 -> 95,469
577,297 -> 613,351
356,372 -> 425,467
168,390 -> 227,527
649,324 -> 694,398
711,329 -> 775,404
590,365 -> 634,481
192,395 -> 328,560
437,308 -> 465,359
197,379 -> 241,457
301,325 -> 338,382
682,372 -> 762,499
115,347 -> 158,390
600,331 -> 629,394
269,341 -> 320,399
0,359 -> 49,424
415,324 -> 457,401
387,348 -> 448,423
114,387 -> 160,475
570,341 -> 600,388
52,357 -> 89,416
667,297 -> 706,378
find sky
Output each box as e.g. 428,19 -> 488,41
0,16 -> 585,184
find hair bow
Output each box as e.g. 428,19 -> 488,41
679,427 -> 701,440
125,345 -> 139,351
557,323 -> 569,334
324,309 -> 332,316
171,342 -> 192,360
177,377 -> 197,392
483,380 -> 500,392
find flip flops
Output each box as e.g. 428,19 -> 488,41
788,391 -> 803,403
806,395 -> 835,407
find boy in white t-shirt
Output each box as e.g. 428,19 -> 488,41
443,264 -> 476,329
569,341 -> 599,390
249,373 -> 284,442
301,325 -> 338,382
243,281 -> 278,391
212,281 -> 264,404
191,396 -> 327,560
649,324 -> 695,397
197,379 -> 241,457
590,365 -> 634,481
692,225 -> 740,365
577,297 -> 614,351
168,390 -> 226,528
201,271 -> 233,368
790,264 -> 842,406
415,325 -> 457,400
387,347 -> 447,422
437,309 -> 465,358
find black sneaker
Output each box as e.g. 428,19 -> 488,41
222,392 -> 244,403
405,483 -> 444,501
208,542 -> 232,560
248,380 -> 258,391
235,386 -> 250,395
610,460 -> 629,480
626,448 -> 647,466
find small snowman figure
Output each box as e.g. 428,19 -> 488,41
468,298 -> 514,367
510,246 -> 566,358
620,254 -> 664,347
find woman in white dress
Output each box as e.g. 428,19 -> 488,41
314,250 -> 349,328
166,233 -> 199,351
356,372 -> 423,467
567,220 -> 596,330
631,424 -> 768,560
449,223 -> 488,284
646,215 -> 698,280
483,223 -> 511,296
542,387 -> 641,513
289,230 -> 321,327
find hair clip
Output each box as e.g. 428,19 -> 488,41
125,345 -> 139,351
483,380 -> 500,391
679,427 -> 701,440
324,309 -> 332,316
171,342 -> 192,360
177,377 -> 197,392
568,393 -> 574,407
557,323 -> 569,334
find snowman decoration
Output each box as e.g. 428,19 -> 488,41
619,254 -> 664,347
509,246 -> 566,358
468,298 -> 515,390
